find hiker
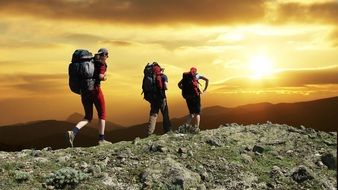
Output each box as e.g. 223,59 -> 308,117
67,48 -> 110,147
178,67 -> 209,130
142,62 -> 172,136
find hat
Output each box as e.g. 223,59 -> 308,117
190,67 -> 197,74
97,48 -> 108,55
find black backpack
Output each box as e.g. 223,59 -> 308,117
142,62 -> 161,102
68,49 -> 95,94
181,72 -> 200,99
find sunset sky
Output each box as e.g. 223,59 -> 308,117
0,0 -> 337,126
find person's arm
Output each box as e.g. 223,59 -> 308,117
178,79 -> 183,89
163,81 -> 167,90
99,63 -> 107,81
199,76 -> 209,92
163,75 -> 168,90
99,73 -> 107,81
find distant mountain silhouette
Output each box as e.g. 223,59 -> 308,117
1,96 -> 337,151
107,96 -> 338,142
65,112 -> 124,132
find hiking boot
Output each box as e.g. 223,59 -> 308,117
67,131 -> 75,147
98,140 -> 112,146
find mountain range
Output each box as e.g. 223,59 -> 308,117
0,96 -> 337,151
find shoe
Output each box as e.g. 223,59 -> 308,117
98,140 -> 112,146
67,131 -> 75,147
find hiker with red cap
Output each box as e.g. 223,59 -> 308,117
178,67 -> 209,131
67,48 -> 111,147
142,62 -> 172,135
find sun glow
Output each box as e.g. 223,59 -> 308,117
249,54 -> 274,79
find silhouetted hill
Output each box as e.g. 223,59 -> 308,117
0,119 -> 124,151
1,96 -> 337,151
66,113 -> 124,132
107,96 -> 338,142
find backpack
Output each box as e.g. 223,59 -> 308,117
68,49 -> 95,94
181,72 -> 200,99
142,62 -> 163,102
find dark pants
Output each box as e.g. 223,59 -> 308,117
150,98 -> 172,132
185,95 -> 201,114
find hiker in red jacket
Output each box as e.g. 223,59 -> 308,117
67,48 -> 110,147
178,67 -> 209,130
142,62 -> 172,136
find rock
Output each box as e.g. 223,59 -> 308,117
241,154 -> 253,164
291,166 -> 314,183
42,147 -> 52,151
270,166 -> 283,178
149,144 -> 167,153
253,145 -> 264,154
56,155 -> 70,163
102,174 -> 116,186
178,147 -> 187,155
324,140 -> 337,146
206,138 -> 222,147
132,137 -> 140,145
200,172 -> 209,181
321,153 -> 337,170
244,146 -> 252,151
177,124 -> 200,134
197,184 -> 207,190
31,150 -> 41,157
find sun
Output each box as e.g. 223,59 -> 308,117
249,54 -> 274,79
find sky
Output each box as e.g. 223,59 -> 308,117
0,0 -> 337,126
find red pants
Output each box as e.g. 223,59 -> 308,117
81,86 -> 106,120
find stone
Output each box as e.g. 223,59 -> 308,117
291,166 -> 314,183
321,153 -> 337,170
206,138 -> 222,147
132,137 -> 140,145
270,166 -> 283,178
241,154 -> 253,164
178,147 -> 187,154
253,145 -> 264,154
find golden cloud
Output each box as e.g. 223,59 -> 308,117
0,0 -> 265,25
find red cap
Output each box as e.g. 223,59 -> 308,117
190,67 -> 197,75
153,65 -> 162,75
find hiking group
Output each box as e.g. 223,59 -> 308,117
67,48 -> 208,147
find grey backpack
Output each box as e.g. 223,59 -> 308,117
68,49 -> 95,94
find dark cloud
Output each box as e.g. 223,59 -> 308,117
0,73 -> 67,94
0,0 -> 265,25
273,1 -> 338,24
214,66 -> 338,91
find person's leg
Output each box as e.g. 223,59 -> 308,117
195,114 -> 201,128
194,96 -> 201,128
148,113 -> 158,135
186,114 -> 194,125
94,87 -> 106,141
68,93 -> 93,147
148,100 -> 159,136
160,99 -> 172,133
185,98 -> 194,125
74,93 -> 93,133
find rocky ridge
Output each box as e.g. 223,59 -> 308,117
0,123 -> 336,189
